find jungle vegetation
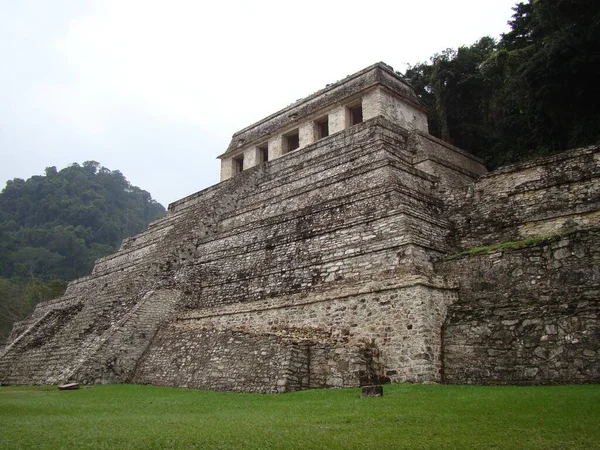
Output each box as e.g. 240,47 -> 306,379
0,161 -> 165,340
402,0 -> 600,169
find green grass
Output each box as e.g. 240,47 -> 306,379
1,384 -> 599,449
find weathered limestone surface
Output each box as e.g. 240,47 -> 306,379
0,113 -> 476,389
1,63 -> 598,391
440,231 -> 599,384
222,63 -> 426,156
443,147 -> 600,249
133,323 -> 381,393
439,146 -> 600,384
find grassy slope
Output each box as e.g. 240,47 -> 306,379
0,384 -> 599,449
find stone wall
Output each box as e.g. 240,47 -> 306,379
132,324 -> 380,393
439,145 -> 600,384
444,147 -> 600,249
169,277 -> 456,384
439,230 -> 599,384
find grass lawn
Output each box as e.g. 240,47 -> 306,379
0,383 -> 598,449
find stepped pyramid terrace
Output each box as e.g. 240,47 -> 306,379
1,63 -> 598,392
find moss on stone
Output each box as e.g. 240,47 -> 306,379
447,233 -> 567,260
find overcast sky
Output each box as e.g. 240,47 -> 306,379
1,0 -> 519,207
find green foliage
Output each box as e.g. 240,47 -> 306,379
0,161 -> 165,280
10,247 -> 64,279
0,384 -> 599,449
403,0 -> 600,169
0,277 -> 68,340
0,162 -> 165,339
0,278 -> 25,327
405,37 -> 497,149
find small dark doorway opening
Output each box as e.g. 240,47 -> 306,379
348,104 -> 363,126
259,143 -> 269,163
315,117 -> 329,139
284,130 -> 300,153
233,155 -> 244,174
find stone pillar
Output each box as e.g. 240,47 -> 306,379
362,88 -> 383,121
328,106 -> 347,134
244,147 -> 260,170
268,135 -> 284,160
220,158 -> 234,181
364,87 -> 429,132
299,122 -> 315,149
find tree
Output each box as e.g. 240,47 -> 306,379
403,0 -> 600,168
405,37 -> 498,159
10,247 -> 64,280
0,162 -> 166,340
0,277 -> 67,341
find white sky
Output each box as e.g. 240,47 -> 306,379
0,0 -> 518,207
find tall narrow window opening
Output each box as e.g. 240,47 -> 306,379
258,143 -> 269,163
315,116 -> 329,139
348,104 -> 363,126
284,130 -> 300,153
233,155 -> 244,174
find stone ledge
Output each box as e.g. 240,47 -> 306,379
179,274 -> 455,322
477,145 -> 599,179
190,194 -> 449,264
169,117 -> 414,213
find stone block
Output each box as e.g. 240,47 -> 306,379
361,385 -> 383,398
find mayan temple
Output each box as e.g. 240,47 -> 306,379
1,63 -> 598,392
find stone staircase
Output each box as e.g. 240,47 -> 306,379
0,116 -> 470,386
